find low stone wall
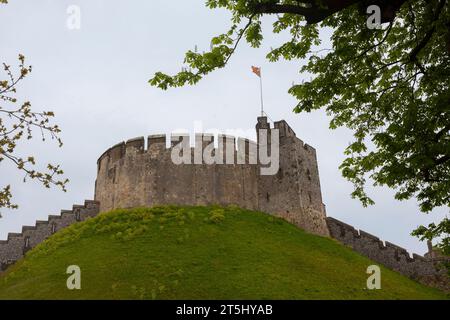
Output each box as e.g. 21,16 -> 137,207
327,217 -> 449,292
0,200 -> 100,272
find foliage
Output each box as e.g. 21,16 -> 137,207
0,55 -> 68,216
412,217 -> 450,256
208,208 -> 226,223
149,0 -> 450,255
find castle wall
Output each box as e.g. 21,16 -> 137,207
0,201 -> 99,271
95,135 -> 258,213
256,119 -> 329,236
95,117 -> 329,236
327,217 -> 449,292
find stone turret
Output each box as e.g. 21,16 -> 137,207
256,117 -> 329,236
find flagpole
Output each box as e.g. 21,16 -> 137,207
259,70 -> 264,117
252,66 -> 264,117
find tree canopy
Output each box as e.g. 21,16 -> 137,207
0,55 -> 68,217
150,0 -> 450,253
0,1 -> 67,217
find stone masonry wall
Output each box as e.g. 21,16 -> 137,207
256,118 -> 329,236
95,135 -> 259,213
0,200 -> 100,272
327,217 -> 449,292
95,117 -> 330,236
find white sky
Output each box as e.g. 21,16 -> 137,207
0,0 -> 447,254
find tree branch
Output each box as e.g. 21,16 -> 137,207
251,0 -> 408,24
251,1 -> 358,24
409,0 -> 446,72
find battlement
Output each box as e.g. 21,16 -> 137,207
126,137 -> 145,154
274,120 -> 296,139
327,217 -> 449,291
97,133 -> 263,170
94,117 -> 329,237
97,120 -> 319,170
0,200 -> 100,272
327,217 -> 416,259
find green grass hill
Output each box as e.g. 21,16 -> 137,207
0,206 -> 447,300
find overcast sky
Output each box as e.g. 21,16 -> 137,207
0,0 -> 447,254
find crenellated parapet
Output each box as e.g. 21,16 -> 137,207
97,120 -> 320,170
274,120 -> 296,139
327,217 -> 449,292
0,200 -> 100,272
94,117 -> 330,236
95,132 -> 260,216
97,133 -> 261,170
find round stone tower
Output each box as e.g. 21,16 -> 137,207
94,117 -> 329,236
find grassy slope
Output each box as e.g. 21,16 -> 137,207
0,206 -> 447,300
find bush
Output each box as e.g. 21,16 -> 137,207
208,209 -> 225,224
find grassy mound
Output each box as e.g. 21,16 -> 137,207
0,206 -> 447,300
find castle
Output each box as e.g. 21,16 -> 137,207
94,116 -> 329,237
0,117 -> 448,292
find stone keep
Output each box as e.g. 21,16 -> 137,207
94,117 -> 330,236
1,117 -> 448,291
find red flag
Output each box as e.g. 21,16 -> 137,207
251,66 -> 261,77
